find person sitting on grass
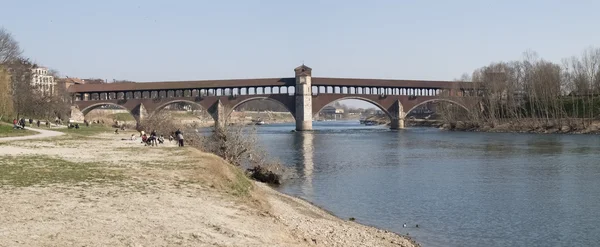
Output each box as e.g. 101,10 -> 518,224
158,135 -> 165,144
141,134 -> 148,144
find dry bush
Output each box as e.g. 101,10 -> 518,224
139,114 -> 287,184
200,125 -> 286,184
201,125 -> 259,167
137,112 -> 186,137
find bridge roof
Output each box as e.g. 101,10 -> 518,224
68,78 -> 296,93
68,77 -> 468,93
312,77 -> 464,88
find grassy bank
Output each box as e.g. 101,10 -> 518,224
54,125 -> 118,137
0,124 -> 37,138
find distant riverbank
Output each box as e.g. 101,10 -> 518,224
440,120 -> 600,134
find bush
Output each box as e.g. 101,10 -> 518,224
200,125 -> 286,185
137,112 -> 186,137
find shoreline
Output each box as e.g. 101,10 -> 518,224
440,121 -> 600,135
267,185 -> 421,247
0,131 -> 419,247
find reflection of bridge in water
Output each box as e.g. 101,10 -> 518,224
299,132 -> 315,196
68,65 -> 475,130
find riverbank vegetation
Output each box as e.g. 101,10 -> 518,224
438,47 -> 600,133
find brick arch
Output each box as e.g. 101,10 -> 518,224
312,95 -> 404,120
153,99 -> 208,114
405,99 -> 469,115
80,102 -> 132,116
225,96 -> 296,121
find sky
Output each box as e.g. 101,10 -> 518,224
2,0 -> 600,108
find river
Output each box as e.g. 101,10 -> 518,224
251,120 -> 600,247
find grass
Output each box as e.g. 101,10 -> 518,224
229,165 -> 253,197
0,124 -> 37,138
54,125 -> 116,136
0,155 -> 124,187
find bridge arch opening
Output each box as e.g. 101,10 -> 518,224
226,97 -> 295,125
314,97 -> 393,126
153,100 -> 214,126
405,99 -> 469,122
79,103 -> 136,126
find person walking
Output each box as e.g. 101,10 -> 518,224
176,130 -> 184,147
36,120 -> 40,127
28,118 -> 33,126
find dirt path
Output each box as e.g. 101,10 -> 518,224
0,127 -> 64,142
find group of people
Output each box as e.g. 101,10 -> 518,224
137,129 -> 185,147
140,130 -> 165,146
13,118 -> 50,129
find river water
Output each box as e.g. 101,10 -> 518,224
252,120 -> 600,247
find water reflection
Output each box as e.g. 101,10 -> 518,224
298,132 -> 315,196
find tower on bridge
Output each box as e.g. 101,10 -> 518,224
295,64 -> 313,131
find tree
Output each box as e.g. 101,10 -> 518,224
0,65 -> 13,121
0,27 -> 22,63
6,58 -> 36,118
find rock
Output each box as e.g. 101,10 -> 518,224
455,121 -> 466,130
561,125 -> 571,132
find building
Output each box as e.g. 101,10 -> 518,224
31,67 -> 56,95
62,77 -> 85,90
321,106 -> 344,115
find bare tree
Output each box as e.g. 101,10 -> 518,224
0,27 -> 22,64
6,58 -> 36,118
0,65 -> 13,121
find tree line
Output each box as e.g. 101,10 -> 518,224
439,47 -> 600,132
0,27 -> 71,122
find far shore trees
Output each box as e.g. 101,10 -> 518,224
439,46 -> 600,132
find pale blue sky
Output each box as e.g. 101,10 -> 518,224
2,0 -> 599,108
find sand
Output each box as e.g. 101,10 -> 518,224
0,130 -> 418,247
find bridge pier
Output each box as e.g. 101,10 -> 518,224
69,106 -> 85,123
131,103 -> 148,130
209,99 -> 226,129
390,118 -> 405,130
389,100 -> 405,130
295,65 -> 313,131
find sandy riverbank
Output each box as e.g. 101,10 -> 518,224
0,130 -> 418,247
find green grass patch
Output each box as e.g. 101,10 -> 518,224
54,125 -> 115,136
228,165 -> 253,197
0,124 -> 37,138
0,155 -> 124,187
